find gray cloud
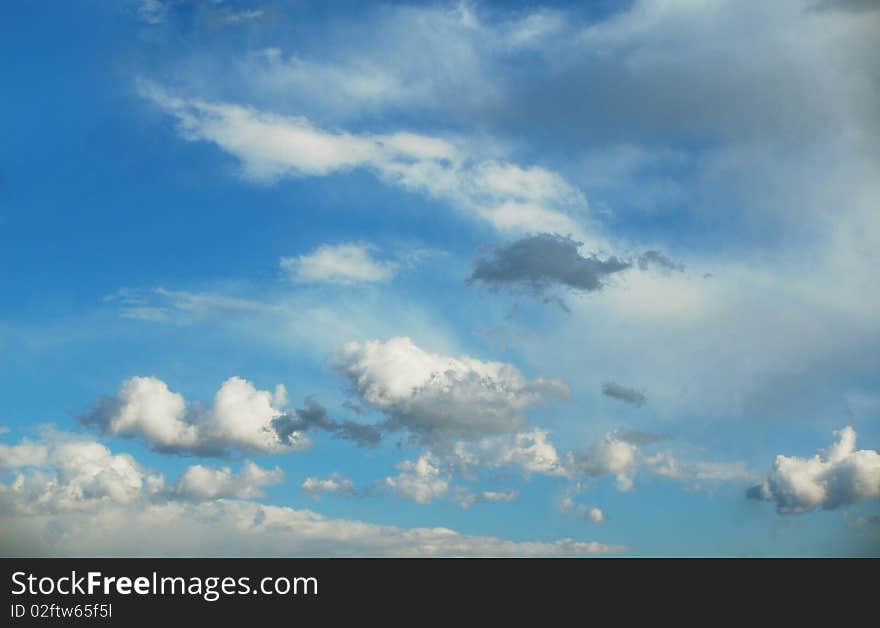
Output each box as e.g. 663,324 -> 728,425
601,382 -> 647,408
638,250 -> 685,273
468,234 -> 630,300
271,398 -> 384,448
614,430 -> 669,446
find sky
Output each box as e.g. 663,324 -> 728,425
1,0 -> 879,557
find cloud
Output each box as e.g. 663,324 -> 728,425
468,234 -> 630,303
81,376 -> 308,456
137,0 -> 166,24
385,454 -> 450,504
602,382 -> 647,408
335,336 -> 570,444
301,473 -> 356,499
645,453 -> 755,483
138,81 -> 588,236
0,433 -> 164,514
560,498 -> 605,525
614,430 -> 669,446
271,398 -> 384,448
565,435 -> 639,491
638,251 -> 685,273
0,499 -> 624,557
455,488 -> 519,509
0,432 -> 624,556
281,242 -> 397,284
0,439 -> 49,469
450,429 -> 567,477
82,377 -> 383,455
172,461 -> 283,502
748,426 -> 880,514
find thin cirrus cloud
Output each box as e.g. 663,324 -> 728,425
281,242 -> 397,284
79,375 -> 381,456
137,80 -> 589,237
748,426 -> 880,514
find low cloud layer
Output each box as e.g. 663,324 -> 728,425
602,382 -> 647,408
748,426 -> 880,513
335,337 -> 570,444
468,234 -> 630,300
81,377 -> 381,456
0,432 -> 621,557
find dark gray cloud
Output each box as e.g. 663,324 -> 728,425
468,234 -> 630,299
614,430 -> 670,446
271,398 -> 383,448
602,382 -> 647,408
638,250 -> 685,273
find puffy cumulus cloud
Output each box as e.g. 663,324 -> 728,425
566,435 -> 639,491
450,429 -> 567,477
748,426 -> 880,514
385,454 -> 450,504
82,377 -> 381,456
0,435 -> 164,515
468,234 -> 630,302
281,242 -> 397,284
171,462 -> 283,502
138,81 -> 588,237
335,337 -> 570,444
0,499 -> 625,557
81,376 -> 306,456
0,439 -> 48,469
560,498 -> 605,525
301,473 -> 356,499
602,382 -> 647,408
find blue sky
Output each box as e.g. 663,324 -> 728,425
1,0 -> 879,556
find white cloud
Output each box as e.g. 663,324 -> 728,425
0,439 -> 48,469
81,376 -> 310,456
560,497 -> 605,525
138,81 -> 589,237
0,499 -> 624,557
385,453 -> 450,504
172,461 -> 283,502
335,336 -> 570,443
566,435 -> 638,491
0,433 -> 623,556
645,453 -> 755,483
749,426 -> 880,514
281,243 -> 396,284
450,429 -> 567,476
301,473 -> 356,498
0,434 -> 164,514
